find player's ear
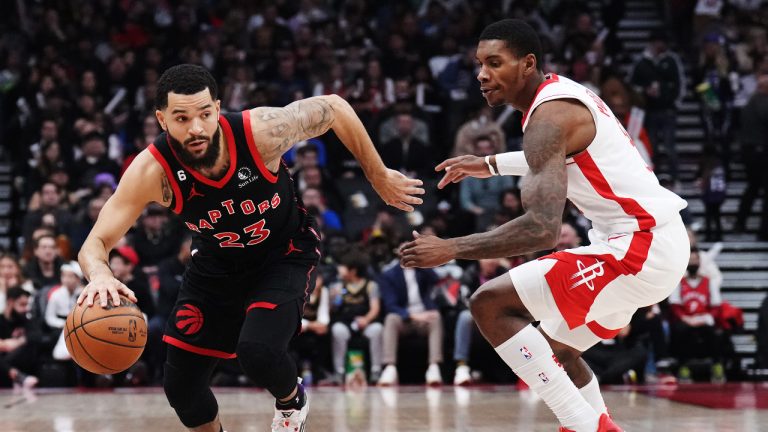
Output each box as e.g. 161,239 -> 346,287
155,110 -> 167,131
523,54 -> 537,77
215,99 -> 221,115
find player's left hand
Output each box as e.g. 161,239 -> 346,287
400,230 -> 456,268
371,169 -> 425,212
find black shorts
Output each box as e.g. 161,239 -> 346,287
162,225 -> 321,358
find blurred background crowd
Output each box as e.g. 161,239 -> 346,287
0,0 -> 767,389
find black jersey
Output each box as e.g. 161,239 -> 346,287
148,111 -> 304,261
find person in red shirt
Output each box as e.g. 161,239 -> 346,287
668,247 -> 726,382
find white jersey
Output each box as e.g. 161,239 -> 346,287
521,74 -> 687,234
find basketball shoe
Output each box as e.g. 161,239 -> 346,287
272,379 -> 309,432
558,413 -> 623,432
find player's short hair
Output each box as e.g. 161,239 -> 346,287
479,19 -> 543,71
156,64 -> 218,110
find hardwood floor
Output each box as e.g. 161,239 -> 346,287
1,385 -> 766,431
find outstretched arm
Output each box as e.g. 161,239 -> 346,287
435,151 -> 530,188
78,151 -> 167,306
401,101 -> 576,267
249,95 -> 424,211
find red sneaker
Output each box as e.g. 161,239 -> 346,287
557,413 -> 623,432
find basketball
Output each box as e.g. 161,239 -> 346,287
64,294 -> 148,375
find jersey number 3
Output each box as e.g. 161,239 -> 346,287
213,220 -> 271,248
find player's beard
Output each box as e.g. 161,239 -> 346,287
168,127 -> 222,171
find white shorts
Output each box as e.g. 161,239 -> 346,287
509,219 -> 689,351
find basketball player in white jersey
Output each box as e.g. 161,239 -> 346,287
400,19 -> 689,432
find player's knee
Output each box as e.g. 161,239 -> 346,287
469,279 -> 530,321
163,361 -> 217,427
237,341 -> 282,382
469,282 -> 503,318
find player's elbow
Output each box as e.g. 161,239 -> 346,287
541,224 -> 560,249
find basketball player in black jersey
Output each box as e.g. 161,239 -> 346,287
77,64 -> 424,432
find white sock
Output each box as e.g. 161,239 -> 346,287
579,374 -> 608,415
496,325 -> 599,432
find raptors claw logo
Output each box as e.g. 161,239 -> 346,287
175,303 -> 204,335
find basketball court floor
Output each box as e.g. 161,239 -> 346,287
2,383 -> 767,431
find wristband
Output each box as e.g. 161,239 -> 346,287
485,155 -> 498,176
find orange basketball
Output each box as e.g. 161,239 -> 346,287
64,294 -> 147,374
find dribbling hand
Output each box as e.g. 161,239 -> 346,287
77,276 -> 137,308
371,168 -> 425,212
436,155 -> 493,189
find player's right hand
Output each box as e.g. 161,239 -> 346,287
436,155 -> 494,189
77,276 -> 137,308
371,168 -> 425,212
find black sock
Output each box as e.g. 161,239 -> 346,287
275,383 -> 305,410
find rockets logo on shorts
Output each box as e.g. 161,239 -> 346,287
520,346 -> 533,360
570,259 -> 605,291
538,372 -> 549,384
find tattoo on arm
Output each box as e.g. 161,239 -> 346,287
255,97 -> 336,162
161,173 -> 172,204
454,120 -> 567,259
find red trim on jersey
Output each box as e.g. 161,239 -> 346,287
542,230 -> 654,332
242,110 -> 278,184
166,115 -> 237,189
246,301 -> 277,312
586,321 -> 622,339
521,73 -> 560,127
148,144 -> 183,214
573,151 -> 656,231
162,335 -> 236,359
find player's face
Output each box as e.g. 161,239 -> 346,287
157,89 -> 221,169
476,40 -> 535,108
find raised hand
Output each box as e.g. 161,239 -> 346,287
436,155 -> 493,189
371,169 -> 425,212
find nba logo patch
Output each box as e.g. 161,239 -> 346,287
520,346 -> 533,360
538,372 -> 549,384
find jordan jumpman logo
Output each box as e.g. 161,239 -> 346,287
187,183 -> 205,201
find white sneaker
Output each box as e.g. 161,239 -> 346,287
453,365 -> 471,386
377,365 -> 398,386
425,363 -> 442,385
271,381 -> 309,432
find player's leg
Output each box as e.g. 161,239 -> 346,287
237,299 -> 308,426
469,274 -> 600,432
538,326 -> 607,415
163,345 -> 221,432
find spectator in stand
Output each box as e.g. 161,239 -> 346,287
0,287 -> 38,389
630,30 -> 686,185
695,32 -> 737,178
452,106 -> 506,158
69,196 -> 107,255
329,252 -> 383,384
582,313 -> 649,385
668,248 -> 727,383
735,74 -> 768,239
301,187 -> 343,232
378,251 -> 442,386
494,187 -> 523,226
122,114 -> 160,175
22,182 -> 73,247
696,145 -> 727,241
556,222 -> 583,251
44,262 -> 83,332
71,132 -> 121,190
23,234 -> 63,291
380,113 -> 433,177
0,255 -> 34,311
